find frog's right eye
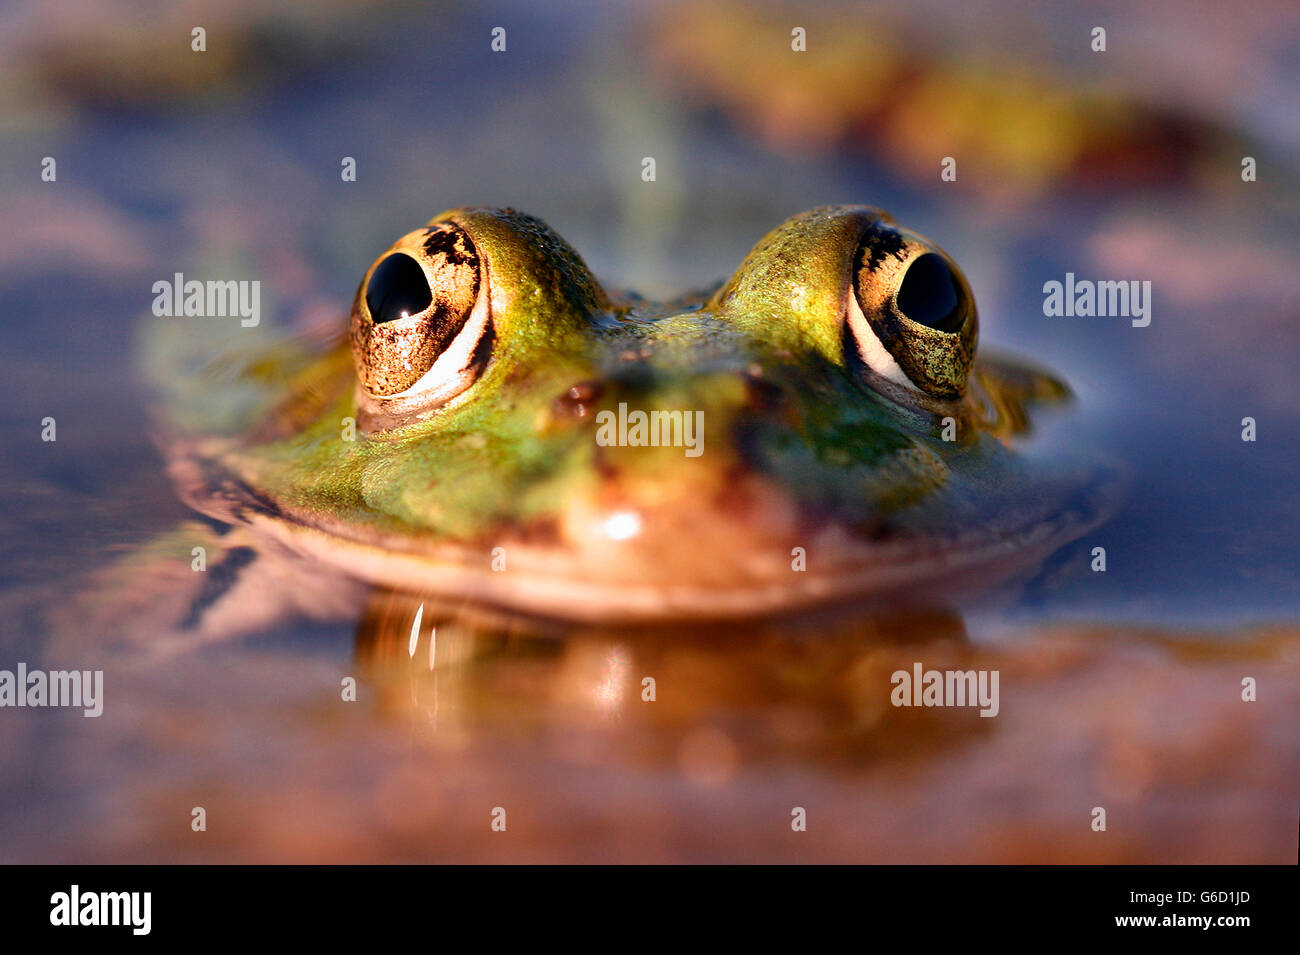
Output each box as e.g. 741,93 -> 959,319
847,224 -> 978,402
349,224 -> 489,401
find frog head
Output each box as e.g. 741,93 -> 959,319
158,205 -> 1116,622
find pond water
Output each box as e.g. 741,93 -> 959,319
0,0 -> 1296,862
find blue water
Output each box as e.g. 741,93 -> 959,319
1,0 -> 1297,865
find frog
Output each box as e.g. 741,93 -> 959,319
144,205 -> 1120,624
71,204 -> 1116,657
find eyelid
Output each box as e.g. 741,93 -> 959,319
846,285 -> 917,391
375,287 -> 492,404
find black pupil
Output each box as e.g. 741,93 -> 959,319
366,253 -> 432,324
896,253 -> 964,333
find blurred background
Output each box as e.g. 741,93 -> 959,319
0,0 -> 1296,862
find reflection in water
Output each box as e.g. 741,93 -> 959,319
354,588 -> 988,769
326,590 -> 1297,864
7,577 -> 1296,863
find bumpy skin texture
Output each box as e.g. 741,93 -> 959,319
149,205 -> 1112,620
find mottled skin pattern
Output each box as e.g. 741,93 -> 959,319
150,205 -> 1115,622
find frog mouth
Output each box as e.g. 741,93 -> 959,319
168,452 -> 1124,623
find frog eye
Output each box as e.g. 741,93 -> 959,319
349,223 -> 489,401
846,225 -> 977,401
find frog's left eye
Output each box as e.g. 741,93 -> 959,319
846,225 -> 977,401
349,223 -> 489,403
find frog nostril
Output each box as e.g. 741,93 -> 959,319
552,380 -> 605,419
366,253 -> 432,324
742,364 -> 784,410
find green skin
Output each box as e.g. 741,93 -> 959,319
149,205 -> 1115,623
